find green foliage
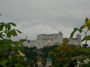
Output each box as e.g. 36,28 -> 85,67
81,36 -> 90,42
24,47 -> 37,60
49,45 -> 72,66
0,59 -> 8,66
70,25 -> 85,38
0,21 -> 24,66
49,45 -> 90,66
48,18 -> 90,66
62,38 -> 69,45
23,45 -> 58,66
70,18 -> 90,43
41,45 -> 58,58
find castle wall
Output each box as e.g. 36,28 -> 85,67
68,39 -> 79,45
43,40 -> 54,47
36,32 -> 63,48
76,34 -> 81,45
23,40 -> 37,47
22,32 -> 81,49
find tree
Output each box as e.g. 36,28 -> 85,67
48,18 -> 90,67
0,22 -> 25,66
49,44 -> 73,66
70,18 -> 90,48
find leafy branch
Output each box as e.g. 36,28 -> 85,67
0,21 -> 25,66
70,17 -> 90,47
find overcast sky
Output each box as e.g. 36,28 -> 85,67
0,0 -> 90,43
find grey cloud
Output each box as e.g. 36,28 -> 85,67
1,0 -> 90,25
0,0 -> 90,41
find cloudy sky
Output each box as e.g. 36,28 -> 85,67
0,0 -> 90,43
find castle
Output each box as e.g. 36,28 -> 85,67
21,31 -> 81,49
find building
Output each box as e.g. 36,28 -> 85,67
46,54 -> 52,67
22,31 -> 81,49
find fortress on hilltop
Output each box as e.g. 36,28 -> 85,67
20,31 -> 81,49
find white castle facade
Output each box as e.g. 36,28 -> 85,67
21,31 -> 81,49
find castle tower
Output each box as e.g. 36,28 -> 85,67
76,34 -> 81,45
57,31 -> 63,44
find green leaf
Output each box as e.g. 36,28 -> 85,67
0,25 -> 4,31
0,59 -> 8,66
0,22 -> 4,31
6,23 -> 11,30
79,29 -> 82,33
5,23 -> 8,30
7,31 -> 11,38
80,25 -> 85,30
85,17 -> 89,22
78,25 -> 85,33
0,32 -> 4,38
70,27 -> 82,38
16,29 -> 22,33
11,29 -> 17,36
70,28 -> 76,38
9,22 -> 16,26
74,28 -> 78,30
81,36 -> 90,42
70,31 -> 74,38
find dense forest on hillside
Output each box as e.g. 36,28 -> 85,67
24,45 -> 59,60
